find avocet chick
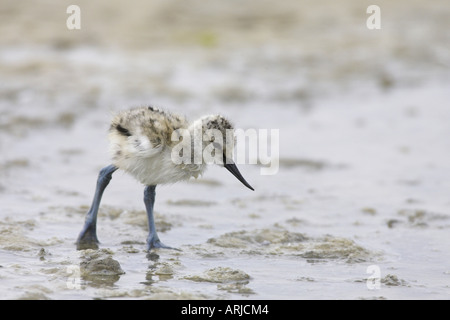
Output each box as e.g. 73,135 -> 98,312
76,106 -> 254,251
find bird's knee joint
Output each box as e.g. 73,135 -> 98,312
96,168 -> 115,187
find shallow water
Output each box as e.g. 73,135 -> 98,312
1,0 -> 450,300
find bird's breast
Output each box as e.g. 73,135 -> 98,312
113,148 -> 206,186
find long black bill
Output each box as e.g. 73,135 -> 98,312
224,160 -> 255,191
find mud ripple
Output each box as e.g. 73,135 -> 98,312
387,209 -> 450,229
381,274 -> 409,287
80,249 -> 125,287
185,266 -> 250,284
203,227 -> 374,263
207,228 -> 307,249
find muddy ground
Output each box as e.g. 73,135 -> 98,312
0,0 -> 449,299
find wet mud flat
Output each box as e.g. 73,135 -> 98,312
1,0 -> 450,299
0,207 -> 381,299
1,163 -> 449,300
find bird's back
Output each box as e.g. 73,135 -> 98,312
110,106 -> 187,149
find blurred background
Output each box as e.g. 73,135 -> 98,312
0,0 -> 449,299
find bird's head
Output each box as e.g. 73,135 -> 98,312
193,115 -> 254,191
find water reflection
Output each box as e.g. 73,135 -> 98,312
142,252 -> 175,286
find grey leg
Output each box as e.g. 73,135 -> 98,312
144,185 -> 177,251
76,165 -> 118,250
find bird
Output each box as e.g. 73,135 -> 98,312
76,106 -> 254,251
